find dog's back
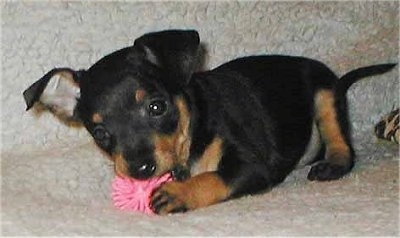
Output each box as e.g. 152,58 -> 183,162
205,56 -> 336,161
205,55 -> 395,183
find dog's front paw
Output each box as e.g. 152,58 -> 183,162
151,181 -> 190,215
307,161 -> 351,181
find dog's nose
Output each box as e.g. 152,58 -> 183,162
130,161 -> 156,179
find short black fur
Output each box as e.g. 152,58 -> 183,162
23,29 -> 396,214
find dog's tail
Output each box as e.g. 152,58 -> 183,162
334,63 -> 397,97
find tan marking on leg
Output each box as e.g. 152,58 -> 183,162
113,153 -> 129,177
153,96 -> 191,176
297,122 -> 322,168
191,137 -> 224,176
92,113 -> 103,124
315,90 -> 351,166
135,89 -> 147,103
153,172 -> 231,214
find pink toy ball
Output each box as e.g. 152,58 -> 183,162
112,172 -> 173,215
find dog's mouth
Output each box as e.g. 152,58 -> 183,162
112,97 -> 192,180
112,150 -> 176,180
111,154 -> 153,180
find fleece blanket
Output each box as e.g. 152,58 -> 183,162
1,1 -> 399,236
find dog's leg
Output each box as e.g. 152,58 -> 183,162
151,171 -> 231,214
308,89 -> 354,181
151,144 -> 287,214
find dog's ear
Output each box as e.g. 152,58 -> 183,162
23,68 -> 84,124
134,30 -> 200,91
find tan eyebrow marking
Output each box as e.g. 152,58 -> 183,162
92,113 -> 103,123
135,89 -> 147,103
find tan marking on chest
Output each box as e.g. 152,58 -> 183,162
191,137 -> 224,176
153,97 -> 192,176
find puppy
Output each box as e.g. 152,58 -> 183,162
23,29 -> 396,214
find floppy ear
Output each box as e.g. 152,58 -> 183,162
134,30 -> 200,91
23,68 -> 83,123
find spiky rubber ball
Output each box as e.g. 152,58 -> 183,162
111,172 -> 173,215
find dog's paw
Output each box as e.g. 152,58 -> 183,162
151,181 -> 190,215
307,161 -> 351,181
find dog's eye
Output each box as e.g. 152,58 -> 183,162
93,127 -> 108,140
92,126 -> 111,147
148,100 -> 167,117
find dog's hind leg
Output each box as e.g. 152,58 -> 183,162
307,89 -> 354,181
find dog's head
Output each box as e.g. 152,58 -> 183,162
23,30 -> 200,179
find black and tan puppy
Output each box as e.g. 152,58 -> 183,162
23,30 -> 396,214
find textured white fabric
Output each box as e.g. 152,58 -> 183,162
2,1 -> 399,235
